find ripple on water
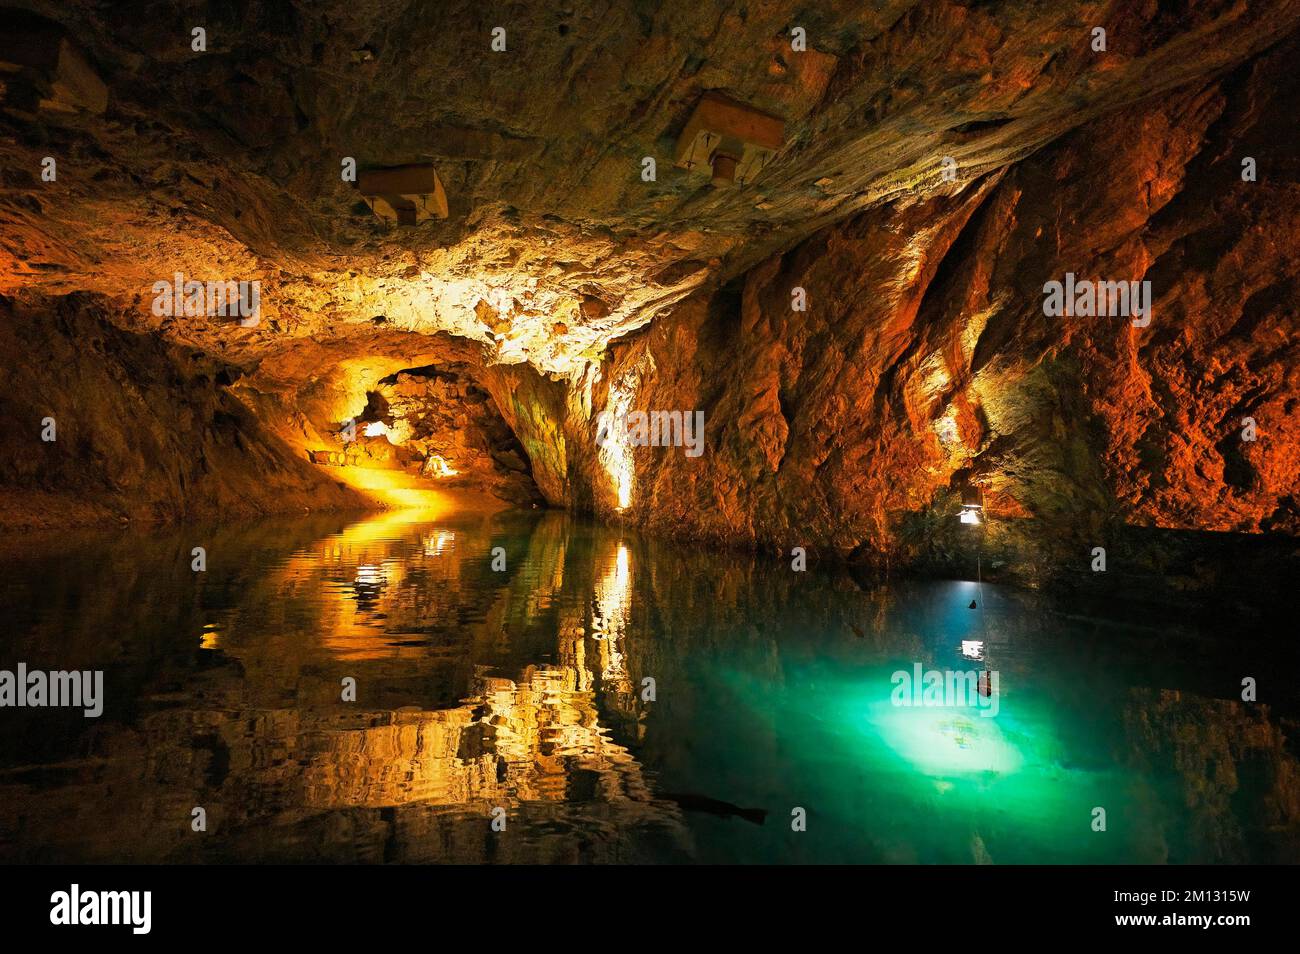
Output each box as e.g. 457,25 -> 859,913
0,509 -> 1294,863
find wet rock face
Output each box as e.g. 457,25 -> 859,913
0,2 -> 1295,583
541,39 -> 1300,586
0,293 -> 366,528
378,366 -> 544,505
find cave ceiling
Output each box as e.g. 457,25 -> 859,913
2,0 -> 1296,381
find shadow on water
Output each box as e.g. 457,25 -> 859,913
0,506 -> 1297,863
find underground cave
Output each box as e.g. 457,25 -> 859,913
0,0 -> 1298,897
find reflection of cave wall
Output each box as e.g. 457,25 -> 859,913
0,681 -> 690,864
1125,691 -> 1300,864
1,509 -> 1296,862
0,510 -> 689,863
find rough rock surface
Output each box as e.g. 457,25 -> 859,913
2,1 -> 1297,375
497,39 -> 1300,594
0,2 -> 1296,589
0,292 -> 366,528
379,365 -> 544,505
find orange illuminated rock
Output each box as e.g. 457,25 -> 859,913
0,1 -> 1294,594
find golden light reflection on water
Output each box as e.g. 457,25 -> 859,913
0,509 -> 1295,864
0,509 -> 691,862
592,544 -> 632,694
183,510 -> 680,859
292,667 -> 652,814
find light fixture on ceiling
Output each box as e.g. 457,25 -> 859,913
958,481 -> 986,525
673,92 -> 785,188
356,163 -> 448,226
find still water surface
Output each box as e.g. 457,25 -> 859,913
0,505 -> 1294,863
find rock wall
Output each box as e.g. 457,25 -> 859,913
5,1 -> 1297,378
0,292 -> 368,529
378,364 -> 544,505
509,42 -> 1300,593
0,14 -> 1296,594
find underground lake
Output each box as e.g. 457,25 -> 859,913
0,502 -> 1293,865
3,0 -> 1300,916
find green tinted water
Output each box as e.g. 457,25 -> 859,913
0,507 -> 1292,863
